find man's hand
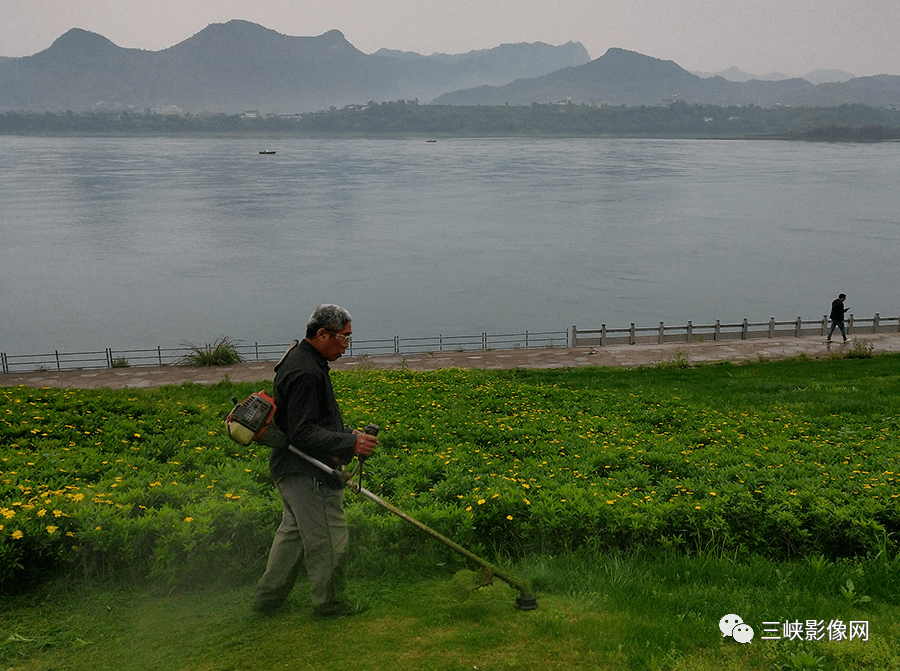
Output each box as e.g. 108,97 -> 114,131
353,431 -> 377,457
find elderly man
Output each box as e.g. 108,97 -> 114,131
253,304 -> 377,617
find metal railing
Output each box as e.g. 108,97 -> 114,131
4,313 -> 896,374
0,330 -> 569,374
571,313 -> 899,347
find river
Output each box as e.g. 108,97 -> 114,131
1,136 -> 897,355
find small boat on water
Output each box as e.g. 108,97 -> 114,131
259,150 -> 276,155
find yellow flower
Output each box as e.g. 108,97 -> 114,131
184,517 -> 193,523
477,499 -> 486,505
12,530 -> 23,539
46,526 -> 58,535
506,515 -> 513,521
37,508 -> 47,517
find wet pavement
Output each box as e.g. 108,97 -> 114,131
3,333 -> 899,391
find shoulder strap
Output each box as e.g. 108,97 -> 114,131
274,339 -> 300,372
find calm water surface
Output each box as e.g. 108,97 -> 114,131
1,136 -> 897,354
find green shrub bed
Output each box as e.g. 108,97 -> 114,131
2,356 -> 899,590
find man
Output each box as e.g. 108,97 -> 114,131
827,293 -> 849,342
253,304 -> 377,617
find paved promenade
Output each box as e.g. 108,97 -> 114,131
3,333 -> 899,391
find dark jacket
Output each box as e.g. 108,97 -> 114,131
830,299 -> 848,322
269,339 -> 356,482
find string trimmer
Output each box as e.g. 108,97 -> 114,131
227,391 -> 538,610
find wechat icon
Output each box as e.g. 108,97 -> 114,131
719,614 -> 754,644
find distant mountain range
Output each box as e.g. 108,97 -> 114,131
1,21 -> 898,114
0,21 -> 588,114
434,49 -> 900,108
692,66 -> 856,85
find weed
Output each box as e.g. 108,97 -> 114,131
655,349 -> 690,369
805,553 -> 830,578
778,646 -> 827,671
845,339 -> 874,359
178,336 -> 244,366
839,578 -> 871,605
353,354 -> 375,370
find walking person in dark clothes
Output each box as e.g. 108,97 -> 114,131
827,293 -> 849,342
253,304 -> 377,617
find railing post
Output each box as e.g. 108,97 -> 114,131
848,314 -> 854,335
1,352 -> 7,375
714,319 -> 721,341
741,319 -> 748,340
873,312 -> 880,333
55,350 -> 61,371
658,322 -> 664,344
629,323 -> 636,345
686,320 -> 693,343
571,325 -> 577,347
106,347 -> 112,368
158,346 -> 163,366
601,324 -> 607,346
822,315 -> 828,336
394,336 -> 400,355
768,317 -> 775,338
482,332 -> 487,351
795,316 -> 802,337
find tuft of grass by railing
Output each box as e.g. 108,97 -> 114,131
178,337 -> 245,366
842,339 -> 875,360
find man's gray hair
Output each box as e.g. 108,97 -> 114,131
306,304 -> 352,338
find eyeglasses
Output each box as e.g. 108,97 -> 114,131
327,330 -> 352,346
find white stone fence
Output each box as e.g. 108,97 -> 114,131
571,313 -> 898,347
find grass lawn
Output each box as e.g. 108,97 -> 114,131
2,352 -> 900,669
2,549 -> 897,670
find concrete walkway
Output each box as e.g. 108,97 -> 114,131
3,333 -> 899,391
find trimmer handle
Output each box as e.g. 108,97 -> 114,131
358,424 -> 379,464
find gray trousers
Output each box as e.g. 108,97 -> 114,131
828,320 -> 847,341
253,473 -> 347,610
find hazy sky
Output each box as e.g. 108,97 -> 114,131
3,0 -> 899,77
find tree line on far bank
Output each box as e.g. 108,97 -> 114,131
2,100 -> 900,140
